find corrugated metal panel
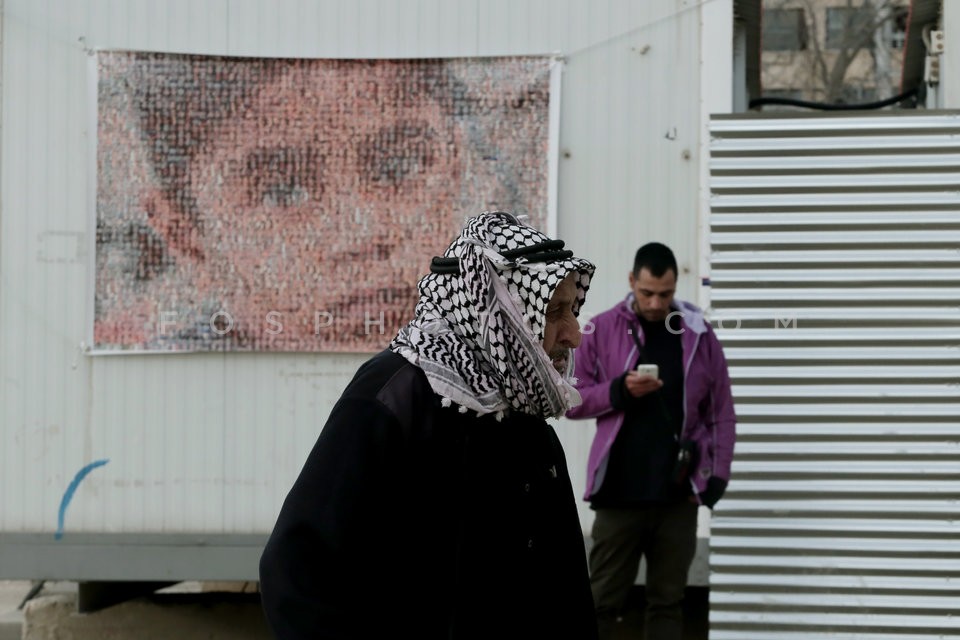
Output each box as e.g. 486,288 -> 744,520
708,111 -> 960,639
1,0 -> 712,546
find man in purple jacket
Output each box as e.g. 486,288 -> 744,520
566,242 -> 736,640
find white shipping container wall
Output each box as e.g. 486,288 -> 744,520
0,0 -> 713,547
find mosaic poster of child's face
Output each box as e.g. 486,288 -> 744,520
95,54 -> 552,352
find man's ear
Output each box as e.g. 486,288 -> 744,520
142,187 -> 205,261
628,270 -> 636,287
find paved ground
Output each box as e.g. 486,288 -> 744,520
0,581 -> 35,640
3,580 -> 708,639
614,586 -> 709,639
0,581 -> 86,640
2,580 -> 269,640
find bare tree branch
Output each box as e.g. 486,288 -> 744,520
762,0 -> 906,104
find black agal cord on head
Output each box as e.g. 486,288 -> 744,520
430,240 -> 573,274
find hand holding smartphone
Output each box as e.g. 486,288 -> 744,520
625,363 -> 662,397
635,363 -> 659,378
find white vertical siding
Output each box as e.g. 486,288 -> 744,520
0,0 -> 714,535
708,112 -> 960,639
553,0 -> 708,530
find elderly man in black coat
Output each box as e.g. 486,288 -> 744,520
260,212 -> 599,639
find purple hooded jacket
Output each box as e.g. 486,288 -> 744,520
566,294 -> 736,502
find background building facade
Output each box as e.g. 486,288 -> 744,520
761,0 -> 910,104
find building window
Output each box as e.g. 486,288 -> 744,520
889,7 -> 908,49
764,88 -> 805,100
757,88 -> 809,111
826,6 -> 876,50
838,85 -> 878,104
763,8 -> 808,51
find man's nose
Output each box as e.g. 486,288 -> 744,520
565,320 -> 582,348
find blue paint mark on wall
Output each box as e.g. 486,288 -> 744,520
55,459 -> 109,540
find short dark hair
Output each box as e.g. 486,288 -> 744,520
632,242 -> 677,278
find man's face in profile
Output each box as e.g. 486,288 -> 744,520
542,273 -> 581,374
183,62 -> 464,348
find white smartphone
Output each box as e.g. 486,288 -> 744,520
635,363 -> 659,378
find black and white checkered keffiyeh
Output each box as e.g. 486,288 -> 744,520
390,212 -> 595,419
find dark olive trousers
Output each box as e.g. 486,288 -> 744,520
589,502 -> 699,640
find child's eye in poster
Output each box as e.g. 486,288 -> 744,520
94,53 -> 554,353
